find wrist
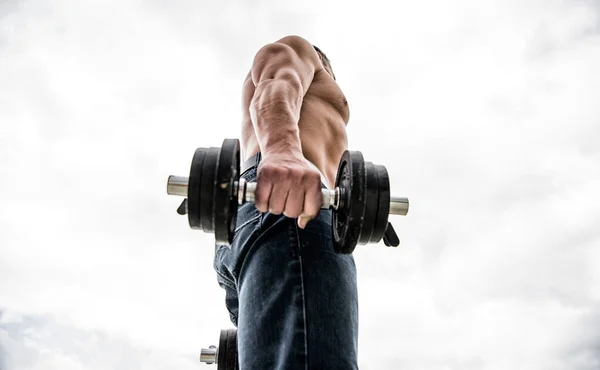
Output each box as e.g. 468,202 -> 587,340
261,139 -> 303,158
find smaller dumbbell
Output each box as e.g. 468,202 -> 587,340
200,346 -> 217,365
199,329 -> 238,370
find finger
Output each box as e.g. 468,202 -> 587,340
254,175 -> 272,213
298,214 -> 312,229
268,181 -> 290,215
284,187 -> 305,219
303,182 -> 322,221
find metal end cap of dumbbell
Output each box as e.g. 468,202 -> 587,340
200,345 -> 218,364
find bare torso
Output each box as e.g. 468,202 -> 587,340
240,69 -> 350,188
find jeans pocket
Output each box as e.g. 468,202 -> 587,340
234,203 -> 262,233
214,202 -> 263,278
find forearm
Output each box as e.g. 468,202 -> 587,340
250,78 -> 303,156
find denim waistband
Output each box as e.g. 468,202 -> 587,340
240,152 -> 262,178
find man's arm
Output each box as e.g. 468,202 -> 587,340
249,35 -> 323,157
247,35 -> 325,227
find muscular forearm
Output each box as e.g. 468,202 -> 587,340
250,78 -> 303,156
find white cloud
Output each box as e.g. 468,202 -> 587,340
1,0 -> 599,368
0,310 -> 199,370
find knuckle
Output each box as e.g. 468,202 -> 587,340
284,208 -> 301,218
253,185 -> 266,201
275,169 -> 291,184
260,163 -> 281,178
290,170 -> 303,184
301,168 -> 318,181
298,171 -> 318,190
278,165 -> 292,177
269,199 -> 285,215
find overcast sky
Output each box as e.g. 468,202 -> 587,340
1,0 -> 600,369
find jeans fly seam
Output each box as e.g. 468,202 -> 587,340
294,223 -> 309,370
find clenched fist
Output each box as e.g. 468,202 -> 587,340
255,151 -> 323,229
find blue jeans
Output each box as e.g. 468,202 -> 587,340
213,165 -> 359,369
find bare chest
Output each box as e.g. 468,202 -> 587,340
304,74 -> 350,124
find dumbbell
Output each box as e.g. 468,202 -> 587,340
199,329 -> 238,370
166,138 -> 409,254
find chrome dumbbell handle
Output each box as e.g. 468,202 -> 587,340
167,175 -> 409,216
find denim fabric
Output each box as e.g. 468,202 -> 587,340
213,165 -> 359,370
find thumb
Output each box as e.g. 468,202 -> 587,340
297,215 -> 311,229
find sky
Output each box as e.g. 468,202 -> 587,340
1,0 -> 599,369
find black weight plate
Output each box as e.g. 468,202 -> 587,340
217,329 -> 225,368
358,161 -> 378,245
216,328 -> 238,370
214,139 -> 240,245
200,147 -> 220,233
187,148 -> 207,229
371,164 -> 390,243
224,328 -> 239,370
333,150 -> 366,254
217,329 -> 228,370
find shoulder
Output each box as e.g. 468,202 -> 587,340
254,35 -> 321,68
247,35 -> 325,86
272,35 -> 314,52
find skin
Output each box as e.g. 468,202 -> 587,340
241,35 -> 350,228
